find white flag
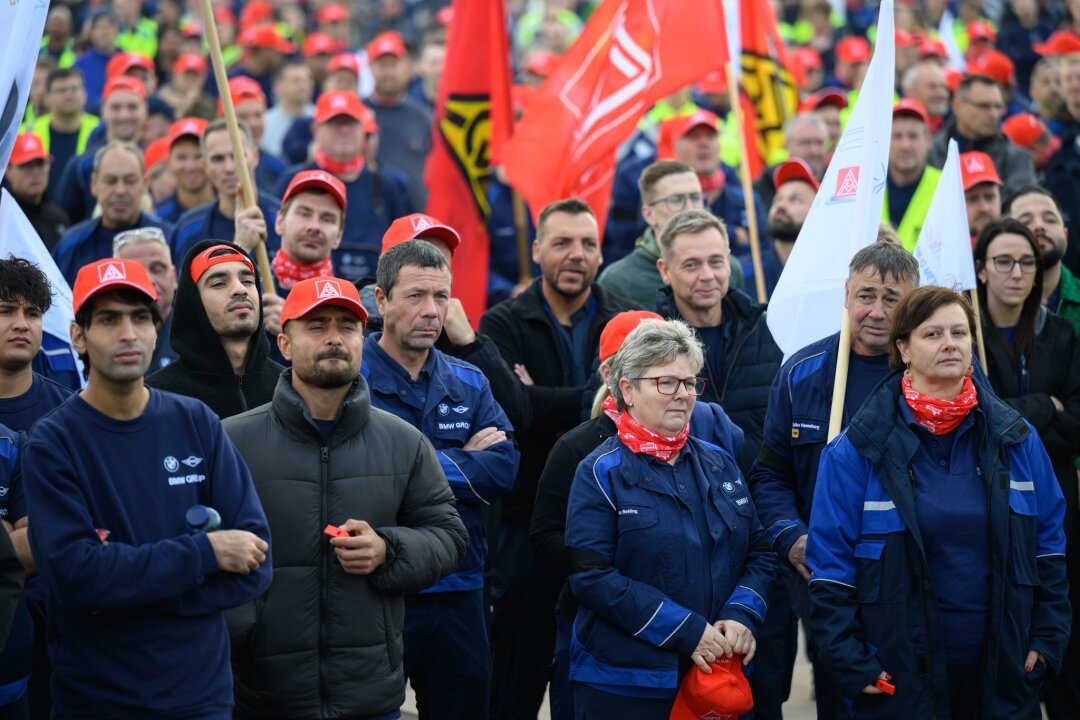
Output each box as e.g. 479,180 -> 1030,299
0,190 -> 84,384
938,9 -> 966,72
0,0 -> 48,179
766,0 -> 895,358
913,140 -> 977,291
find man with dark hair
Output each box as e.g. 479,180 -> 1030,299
928,74 -> 1036,188
767,159 -> 818,270
884,100 -> 941,252
23,257 -> 271,719
364,240 -> 518,719
153,118 -> 214,225
263,61 -> 314,159
146,241 -> 283,418
267,170 -> 346,295
480,198 -> 638,719
72,9 -> 119,102
29,67 -> 99,202
750,241 -> 919,720
3,134 -> 70,251
224,275 -> 467,719
52,140 -> 173,285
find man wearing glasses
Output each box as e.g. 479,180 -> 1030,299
114,227 -> 178,373
599,160 -> 743,308
928,74 -> 1036,188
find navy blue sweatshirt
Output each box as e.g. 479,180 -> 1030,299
23,389 -> 272,719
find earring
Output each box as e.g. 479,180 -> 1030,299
904,363 -> 911,378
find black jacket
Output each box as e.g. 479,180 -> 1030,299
656,286 -> 783,474
927,116 -> 1037,189
223,373 -> 467,719
146,239 -> 284,418
982,306 -> 1080,535
479,280 -> 639,527
1042,130 -> 1080,276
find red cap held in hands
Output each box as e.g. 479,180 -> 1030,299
669,655 -> 755,720
599,311 -> 663,362
73,259 -> 158,314
381,214 -> 461,255
280,276 -> 368,327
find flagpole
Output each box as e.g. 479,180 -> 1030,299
195,0 -> 276,295
511,188 -> 532,285
724,64 -> 767,303
828,311 -> 852,440
969,289 -> 988,370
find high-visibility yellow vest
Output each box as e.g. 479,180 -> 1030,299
881,165 -> 941,253
30,113 -> 101,155
116,17 -> 158,60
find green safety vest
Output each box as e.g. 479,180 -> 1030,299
30,114 -> 101,156
39,37 -> 76,68
881,165 -> 941,252
116,17 -> 158,60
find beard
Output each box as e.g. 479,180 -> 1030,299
767,217 -> 802,243
295,348 -> 358,389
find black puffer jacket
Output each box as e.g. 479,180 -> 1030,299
656,286 -> 783,474
223,373 -> 467,719
146,239 -> 283,418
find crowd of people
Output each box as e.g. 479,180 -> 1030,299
2,0 -> 1080,719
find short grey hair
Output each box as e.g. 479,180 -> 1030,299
900,61 -> 941,95
113,226 -> 169,257
783,113 -> 827,138
93,140 -> 143,175
376,239 -> 450,298
606,319 -> 704,412
658,209 -> 728,258
848,241 -> 920,286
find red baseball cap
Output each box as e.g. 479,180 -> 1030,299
895,28 -> 920,48
144,136 -> 170,169
670,656 -> 754,720
918,37 -> 948,60
327,53 -> 361,76
303,32 -> 342,57
773,158 -> 820,191
103,75 -> 147,101
791,46 -> 823,70
1032,30 -> 1080,56
106,52 -> 154,81
799,88 -> 848,113
967,50 -> 1015,86
166,117 -> 208,149
213,6 -> 235,27
656,109 -> 720,160
960,151 -> 1003,190
241,24 -> 295,54
317,3 -> 349,25
893,98 -> 929,125
836,36 -> 871,65
967,20 -> 996,44
219,76 -> 267,116
73,258 -> 158,314
1002,112 -> 1049,149
944,68 -> 964,94
381,214 -> 461,255
189,244 -> 256,284
314,90 -> 368,124
173,53 -> 207,76
525,50 -> 560,78
367,31 -> 406,60
599,311 -> 663,362
238,0 -> 273,31
280,276 -> 368,327
281,169 -> 347,211
9,132 -> 49,165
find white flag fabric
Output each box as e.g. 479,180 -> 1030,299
0,0 -> 49,179
939,9 -> 966,72
766,0 -> 895,358
0,189 -> 83,384
913,140 -> 977,292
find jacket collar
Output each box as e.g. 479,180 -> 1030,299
513,278 -> 609,324
655,285 -> 765,331
634,227 -> 660,258
271,370 -> 371,441
361,333 -> 467,406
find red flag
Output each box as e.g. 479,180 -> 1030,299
738,0 -> 798,179
501,0 -> 730,234
424,0 -> 513,325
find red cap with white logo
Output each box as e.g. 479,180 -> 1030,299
381,213 -> 461,255
280,276 -> 368,327
281,169 -> 348,211
73,258 -> 159,314
959,151 -> 1003,191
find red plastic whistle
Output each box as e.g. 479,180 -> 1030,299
873,674 -> 895,695
323,524 -> 350,538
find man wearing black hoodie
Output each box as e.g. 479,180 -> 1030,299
146,240 -> 283,418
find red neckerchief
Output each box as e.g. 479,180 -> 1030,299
271,249 -> 334,290
902,373 -> 978,436
614,406 -> 689,462
698,170 -> 725,195
314,148 -> 364,177
602,394 -> 620,422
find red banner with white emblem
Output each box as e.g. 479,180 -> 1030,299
501,0 -> 730,234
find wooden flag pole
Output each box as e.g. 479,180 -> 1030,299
828,311 -> 852,441
724,63 -> 767,304
969,289 -> 988,370
511,188 -> 532,286
194,0 -> 276,294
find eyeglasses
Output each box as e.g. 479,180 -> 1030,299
647,192 -> 706,211
631,376 -> 708,396
113,227 -> 168,255
989,254 -> 1037,274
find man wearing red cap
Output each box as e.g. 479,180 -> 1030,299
833,36 -> 871,92
883,100 -> 941,252
960,150 -> 1005,242
218,77 -> 290,190
799,89 -> 847,155
365,31 -> 432,209
22,257 -> 271,719
29,68 -> 99,202
900,61 -> 951,133
4,134 -> 71,251
274,90 -> 412,283
316,2 -> 351,45
766,159 -> 818,270
928,74 -> 1037,188
967,50 -> 1027,119
1002,113 -> 1061,172
223,275 -> 467,719
264,61 -> 315,159
158,54 -> 215,121
153,118 -> 213,224
52,140 -> 174,286
362,240 -> 519,719
229,24 -> 295,106
268,170 -> 346,296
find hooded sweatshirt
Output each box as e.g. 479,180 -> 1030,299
146,239 -> 284,418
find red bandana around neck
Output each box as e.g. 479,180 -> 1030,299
271,249 -> 334,290
698,170 -> 726,195
314,148 -> 365,178
902,373 -> 979,436
601,394 -> 620,422
614,406 -> 690,462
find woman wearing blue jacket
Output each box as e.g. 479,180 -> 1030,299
565,319 -> 775,718
807,286 -> 1070,720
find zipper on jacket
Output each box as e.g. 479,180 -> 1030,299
319,444 -> 330,717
